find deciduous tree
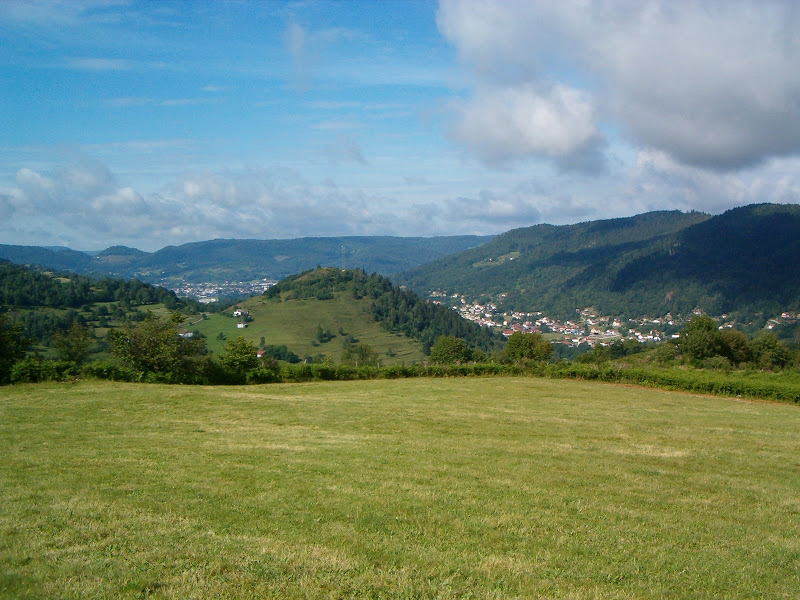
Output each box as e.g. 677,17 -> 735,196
679,315 -> 723,362
750,332 -> 790,370
108,312 -> 206,382
220,337 -> 259,381
0,314 -> 28,384
51,322 -> 94,364
502,332 -> 552,363
429,335 -> 471,364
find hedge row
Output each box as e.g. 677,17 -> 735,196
8,357 -> 800,405
7,359 -> 524,385
273,362 -> 525,383
536,362 -> 800,404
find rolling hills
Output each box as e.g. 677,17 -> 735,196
1,263 -> 500,367
192,291 -> 428,364
397,203 -> 800,319
5,202 -> 800,322
192,268 -> 502,363
0,235 -> 493,284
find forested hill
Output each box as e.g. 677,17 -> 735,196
0,235 -> 493,284
265,268 -> 502,353
397,204 -> 800,319
0,261 -> 193,311
0,245 -> 95,272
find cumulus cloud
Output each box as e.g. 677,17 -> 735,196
444,189 -> 542,227
450,84 -> 604,169
0,160 -> 420,249
0,194 -> 15,220
627,150 -> 800,214
438,0 -> 800,170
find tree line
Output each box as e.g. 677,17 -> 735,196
0,261 -> 195,310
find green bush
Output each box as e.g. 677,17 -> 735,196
246,366 -> 281,384
11,357 -> 78,383
80,360 -> 140,382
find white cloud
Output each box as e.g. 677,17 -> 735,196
67,57 -> 133,71
285,21 -> 317,92
0,1 -> 108,26
444,189 -> 542,226
449,83 -> 603,169
14,168 -> 56,209
324,136 -> 367,165
628,150 -> 800,214
0,160 -> 425,249
438,0 -> 800,170
0,194 -> 16,220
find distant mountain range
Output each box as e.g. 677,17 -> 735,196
0,235 -> 493,284
396,203 -> 800,319
4,203 -> 800,320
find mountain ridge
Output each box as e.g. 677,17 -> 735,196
0,235 -> 494,283
397,204 -> 800,319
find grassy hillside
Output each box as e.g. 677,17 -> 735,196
1,378 -> 798,598
398,204 -> 800,319
193,291 -> 426,364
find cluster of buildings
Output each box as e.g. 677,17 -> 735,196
432,292 -> 677,348
167,279 -> 277,303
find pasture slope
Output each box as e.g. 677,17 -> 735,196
1,377 -> 799,599
193,292 -> 427,363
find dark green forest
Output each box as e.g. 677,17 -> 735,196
397,204 -> 800,320
0,261 -> 201,345
0,261 -> 187,309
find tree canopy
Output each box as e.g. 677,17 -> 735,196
0,313 -> 27,384
108,312 -> 207,382
429,336 -> 471,364
502,332 -> 553,363
220,337 -> 259,382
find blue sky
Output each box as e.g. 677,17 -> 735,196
2,0 -> 800,251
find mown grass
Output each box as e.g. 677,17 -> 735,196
1,378 -> 799,599
193,293 -> 426,363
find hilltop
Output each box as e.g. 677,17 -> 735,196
397,204 -> 800,320
191,268 -> 502,363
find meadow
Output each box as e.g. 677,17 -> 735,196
1,377 -> 798,599
192,294 -> 426,363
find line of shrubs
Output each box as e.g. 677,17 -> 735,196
532,362 -> 800,404
8,356 -> 525,385
9,355 -> 800,405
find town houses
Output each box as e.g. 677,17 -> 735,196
430,292 -> 684,348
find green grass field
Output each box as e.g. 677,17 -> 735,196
191,293 -> 426,363
1,378 -> 799,598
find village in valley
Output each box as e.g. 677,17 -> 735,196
166,278 -> 278,304
165,275 -> 800,352
428,290 -> 800,350
429,290 -> 674,348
